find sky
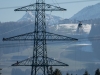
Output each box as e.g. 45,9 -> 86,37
0,0 -> 100,22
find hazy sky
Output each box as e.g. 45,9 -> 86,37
0,0 -> 100,22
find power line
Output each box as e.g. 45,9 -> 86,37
0,0 -> 100,10
0,6 -> 22,10
53,0 -> 60,7
0,42 -> 34,48
0,36 -> 100,48
0,23 -> 33,36
54,0 -> 100,4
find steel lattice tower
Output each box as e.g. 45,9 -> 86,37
3,0 -> 78,75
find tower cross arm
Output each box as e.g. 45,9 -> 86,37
12,57 -> 68,66
14,3 -> 36,11
3,31 -> 34,41
14,3 -> 66,11
2,31 -> 78,41
46,32 -> 78,41
45,4 -> 66,11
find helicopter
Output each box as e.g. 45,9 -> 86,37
77,21 -> 83,33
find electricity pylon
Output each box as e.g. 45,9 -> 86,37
3,0 -> 78,75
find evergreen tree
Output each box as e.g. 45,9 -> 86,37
48,66 -> 53,75
53,69 -> 62,75
83,70 -> 89,75
95,68 -> 100,75
71,73 -> 73,75
66,72 -> 69,75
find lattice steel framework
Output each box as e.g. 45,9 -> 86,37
3,0 -> 78,75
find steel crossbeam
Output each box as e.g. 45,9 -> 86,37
12,57 -> 68,66
3,31 -> 78,41
14,3 -> 66,11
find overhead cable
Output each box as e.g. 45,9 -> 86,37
0,23 -> 33,36
0,36 -> 100,48
53,0 -> 100,4
0,0 -> 100,10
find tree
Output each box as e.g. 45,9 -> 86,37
71,73 -> 73,75
48,66 -> 53,75
83,70 -> 89,75
66,73 -> 69,75
95,68 -> 100,75
53,69 -> 62,75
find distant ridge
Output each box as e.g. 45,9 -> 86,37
70,3 -> 100,20
18,11 -> 63,25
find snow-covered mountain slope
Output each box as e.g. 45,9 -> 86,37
70,3 -> 100,20
18,11 -> 62,25
47,24 -> 91,36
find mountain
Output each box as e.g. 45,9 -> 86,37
18,11 -> 63,25
89,23 -> 100,60
1,12 -> 100,75
70,3 -> 100,20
